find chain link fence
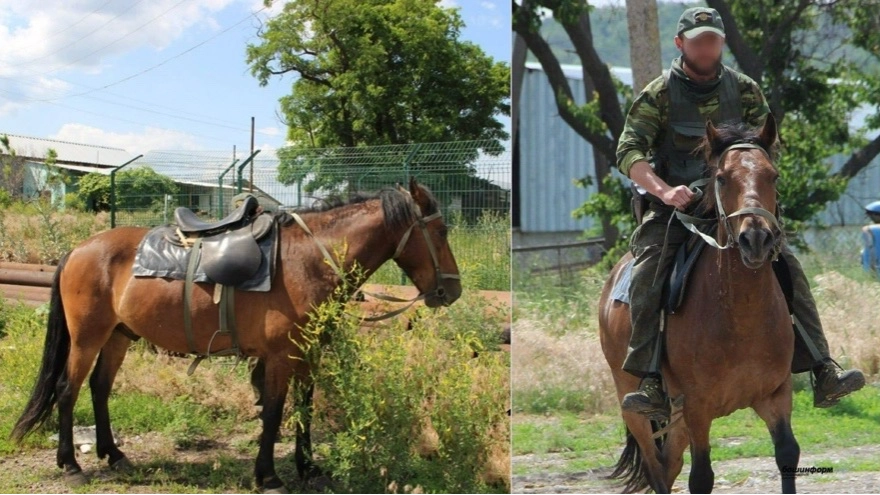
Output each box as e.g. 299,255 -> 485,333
111,141 -> 510,290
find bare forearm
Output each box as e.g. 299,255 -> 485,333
629,160 -> 670,198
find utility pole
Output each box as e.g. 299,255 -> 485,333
249,117 -> 255,192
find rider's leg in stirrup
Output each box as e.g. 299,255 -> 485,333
621,209 -> 689,420
778,249 -> 866,407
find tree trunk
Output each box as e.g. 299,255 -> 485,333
625,0 -> 662,94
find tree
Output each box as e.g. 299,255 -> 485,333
514,0 -> 880,250
0,135 -> 27,204
512,0 -> 628,249
78,167 -> 178,212
247,0 -> 509,149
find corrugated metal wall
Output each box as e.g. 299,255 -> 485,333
815,153 -> 880,226
519,66 -> 597,233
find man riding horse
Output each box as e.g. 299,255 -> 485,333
616,7 -> 865,420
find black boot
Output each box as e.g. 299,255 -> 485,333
621,374 -> 670,421
812,358 -> 866,408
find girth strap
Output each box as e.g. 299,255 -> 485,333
182,237 -> 243,376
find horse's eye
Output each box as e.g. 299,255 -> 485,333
716,176 -> 726,186
439,228 -> 448,239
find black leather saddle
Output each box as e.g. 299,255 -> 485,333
176,196 -> 261,236
664,231 -> 709,314
173,196 -> 275,287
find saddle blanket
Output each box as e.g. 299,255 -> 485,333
610,259 -> 635,304
132,225 -> 277,292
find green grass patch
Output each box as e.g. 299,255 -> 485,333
513,386 -> 880,475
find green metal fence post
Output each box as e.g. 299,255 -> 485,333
218,158 -> 240,218
236,150 -> 262,194
109,154 -> 143,228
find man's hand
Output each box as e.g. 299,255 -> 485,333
659,185 -> 694,210
629,160 -> 695,210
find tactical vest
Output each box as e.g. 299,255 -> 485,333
652,67 -> 743,189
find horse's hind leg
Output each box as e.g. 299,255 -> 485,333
90,329 -> 132,470
57,328 -> 111,484
753,382 -> 800,494
661,421 -> 689,489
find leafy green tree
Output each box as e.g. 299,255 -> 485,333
247,0 -> 510,192
78,167 -> 178,212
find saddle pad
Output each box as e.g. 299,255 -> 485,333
610,258 -> 635,304
132,224 -> 277,291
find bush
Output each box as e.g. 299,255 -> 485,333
294,260 -> 509,493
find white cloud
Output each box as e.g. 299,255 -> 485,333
480,1 -> 497,10
0,0 -> 240,114
438,0 -> 459,8
0,0 -> 237,75
51,123 -> 201,154
257,126 -> 281,137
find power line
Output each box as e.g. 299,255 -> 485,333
45,0 -> 189,74
0,86 -> 240,145
6,0 -> 149,69
36,6 -> 266,102
0,7 -> 279,136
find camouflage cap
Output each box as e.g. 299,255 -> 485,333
678,7 -> 725,39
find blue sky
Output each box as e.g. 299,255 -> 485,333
0,0 -> 508,155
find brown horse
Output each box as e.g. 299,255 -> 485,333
599,115 -> 800,493
11,178 -> 461,492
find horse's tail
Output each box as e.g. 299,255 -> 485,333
606,424 -> 660,493
11,253 -> 71,442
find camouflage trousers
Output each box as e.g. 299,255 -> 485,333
623,205 -> 830,378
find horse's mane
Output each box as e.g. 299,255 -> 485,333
273,185 -> 440,231
694,122 -> 779,215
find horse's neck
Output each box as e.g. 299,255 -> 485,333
298,205 -> 395,281
710,248 -> 779,318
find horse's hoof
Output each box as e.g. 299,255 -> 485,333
63,469 -> 89,487
111,456 -> 134,472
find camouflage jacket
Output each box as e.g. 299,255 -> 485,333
616,64 -> 770,178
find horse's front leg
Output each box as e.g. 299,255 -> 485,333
293,376 -> 321,480
254,356 -> 293,493
753,379 -> 800,494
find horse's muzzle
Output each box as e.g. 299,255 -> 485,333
738,226 -> 778,269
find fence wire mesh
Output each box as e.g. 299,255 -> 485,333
112,141 -> 511,290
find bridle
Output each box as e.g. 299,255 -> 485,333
290,208 -> 459,322
674,142 -> 784,260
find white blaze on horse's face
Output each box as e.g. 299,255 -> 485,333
716,148 -> 781,269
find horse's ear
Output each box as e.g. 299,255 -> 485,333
409,177 -> 422,200
758,113 -> 778,150
705,119 -> 723,153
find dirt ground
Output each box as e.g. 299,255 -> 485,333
0,431 -> 305,494
513,444 -> 880,494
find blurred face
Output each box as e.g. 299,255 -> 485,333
675,32 -> 724,78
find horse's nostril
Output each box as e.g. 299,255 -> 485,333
761,230 -> 775,250
738,232 -> 751,251
436,286 -> 445,297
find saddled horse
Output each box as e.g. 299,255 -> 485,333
11,178 -> 461,492
599,115 -> 801,493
